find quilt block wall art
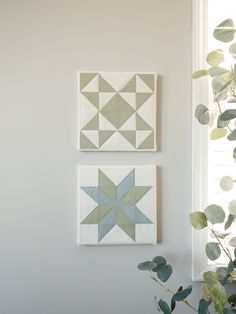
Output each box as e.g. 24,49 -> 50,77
78,72 -> 157,151
78,165 -> 157,245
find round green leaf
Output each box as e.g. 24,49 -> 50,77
229,42 -> 236,58
206,242 -> 221,260
137,261 -> 157,271
228,200 -> 236,216
229,237 -> 236,247
152,256 -> 166,266
195,104 -> 210,125
206,49 -> 224,66
227,129 -> 236,141
170,297 -> 176,312
204,204 -> 225,224
220,176 -> 234,191
225,214 -> 235,230
158,299 -> 171,314
172,285 -> 192,302
219,109 -> 236,121
189,211 -> 208,229
211,283 -> 228,306
198,298 -> 209,314
233,148 -> 236,162
155,264 -> 172,282
203,271 -> 219,285
228,97 -> 236,103
171,287 -> 183,312
212,72 -> 234,95
227,260 -> 235,273
217,114 -> 229,128
216,267 -> 227,280
210,128 -> 227,140
192,69 -> 209,79
214,19 -> 235,43
217,267 -> 233,283
217,267 -> 234,284
209,66 -> 228,77
152,256 -> 166,272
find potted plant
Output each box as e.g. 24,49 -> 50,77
138,18 -> 236,314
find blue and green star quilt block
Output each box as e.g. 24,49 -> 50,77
78,165 -> 157,245
78,72 -> 157,151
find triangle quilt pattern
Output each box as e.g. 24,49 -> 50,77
78,72 -> 157,151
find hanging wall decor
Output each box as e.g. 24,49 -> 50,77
78,165 -> 157,245
78,72 -> 157,151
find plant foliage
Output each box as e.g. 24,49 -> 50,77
138,18 -> 236,313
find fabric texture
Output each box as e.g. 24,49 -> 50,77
78,165 -> 157,245
78,72 -> 157,151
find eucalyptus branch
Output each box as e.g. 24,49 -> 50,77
210,227 -> 232,261
154,296 -> 159,310
216,101 -> 233,132
150,275 -> 198,313
222,237 -> 232,261
216,101 -> 223,114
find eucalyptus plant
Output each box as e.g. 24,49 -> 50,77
138,19 -> 236,314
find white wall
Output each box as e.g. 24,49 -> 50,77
0,0 -> 199,313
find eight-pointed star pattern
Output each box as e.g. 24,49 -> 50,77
78,72 -> 157,151
80,168 -> 153,242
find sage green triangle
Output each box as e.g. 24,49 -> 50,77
136,93 -> 153,109
80,73 -> 98,90
81,204 -> 113,224
136,113 -> 152,130
99,75 -> 116,92
119,76 -> 136,92
98,169 -> 116,200
101,94 -> 135,128
138,132 -> 154,149
80,132 -> 97,149
99,130 -> 116,147
82,113 -> 99,130
82,92 -> 99,109
117,208 -> 135,241
119,131 -> 136,147
122,186 -> 152,204
137,74 -> 155,91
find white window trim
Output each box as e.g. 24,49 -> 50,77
192,0 -> 209,281
192,0 -> 236,281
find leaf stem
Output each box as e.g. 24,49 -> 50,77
222,237 -> 232,261
210,227 -> 232,261
150,275 -> 198,312
216,101 -> 222,114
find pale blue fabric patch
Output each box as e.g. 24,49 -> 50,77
116,169 -> 135,200
81,187 -> 113,205
98,207 -> 116,241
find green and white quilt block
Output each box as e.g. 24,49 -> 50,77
78,165 -> 157,245
78,72 -> 157,151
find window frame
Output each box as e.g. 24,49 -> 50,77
192,0 -> 209,281
191,0 -> 234,281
